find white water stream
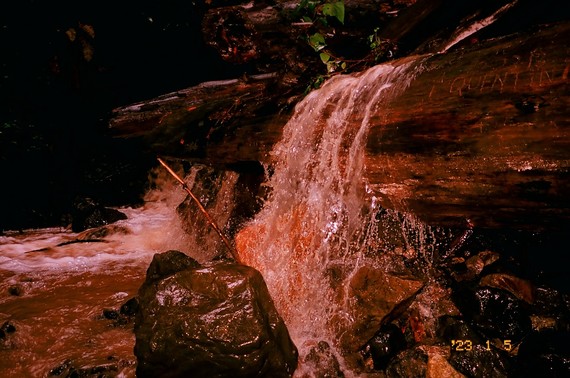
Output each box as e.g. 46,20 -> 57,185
235,58 -> 430,375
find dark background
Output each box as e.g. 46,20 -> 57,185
0,0 -> 245,230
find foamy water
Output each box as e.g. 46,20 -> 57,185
0,172 -> 202,377
0,175 -> 199,275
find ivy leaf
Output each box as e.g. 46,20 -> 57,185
319,52 -> 331,63
322,1 -> 345,24
309,33 -> 326,52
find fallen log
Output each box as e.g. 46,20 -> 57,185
109,21 -> 569,230
365,22 -> 570,229
109,73 -> 292,166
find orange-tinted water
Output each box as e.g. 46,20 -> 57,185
0,179 -> 196,377
0,267 -> 143,377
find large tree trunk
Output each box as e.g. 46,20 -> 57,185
109,73 -> 292,166
365,22 -> 570,229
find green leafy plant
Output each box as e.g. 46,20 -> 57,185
295,1 -> 396,93
368,27 -> 381,50
321,1 -> 345,24
305,74 -> 326,94
294,0 -> 347,75
294,0 -> 344,26
367,27 -> 396,61
308,32 -> 326,52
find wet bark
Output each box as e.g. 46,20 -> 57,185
110,73 -> 292,166
365,22 -> 570,229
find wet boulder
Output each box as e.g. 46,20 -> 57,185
346,265 -> 424,346
119,297 -> 139,317
135,250 -> 298,378
532,286 -> 570,319
300,341 -> 344,378
423,346 -> 464,378
386,347 -> 428,378
449,343 -> 512,378
362,323 -> 407,370
436,316 -> 515,375
452,287 -> 531,343
479,273 -> 535,304
437,316 -> 484,345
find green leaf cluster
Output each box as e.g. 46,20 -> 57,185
309,33 -> 326,52
295,0 -> 347,78
294,0 -> 344,25
321,1 -> 344,24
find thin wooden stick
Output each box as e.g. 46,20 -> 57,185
157,157 -> 240,263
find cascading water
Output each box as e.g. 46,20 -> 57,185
235,57 -> 428,375
0,58 -> 445,377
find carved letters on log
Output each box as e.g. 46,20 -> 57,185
365,22 -> 570,229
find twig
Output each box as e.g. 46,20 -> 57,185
157,157 -> 241,263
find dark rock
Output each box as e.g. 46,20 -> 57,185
452,287 -> 532,343
76,224 -> 130,240
386,347 -> 427,378
8,285 -> 23,296
480,273 -> 535,304
532,287 -> 570,318
142,250 -> 200,287
99,299 -> 138,327
449,343 -> 512,378
437,316 -> 484,345
102,309 -> 120,320
70,197 -> 127,233
301,341 -> 344,378
362,323 -> 407,370
0,321 -> 16,334
451,250 -> 500,282
49,359 -> 73,376
120,297 -> 139,317
48,359 -> 118,377
516,329 -> 570,378
0,321 -> 16,341
135,252 -> 298,377
343,265 -> 423,347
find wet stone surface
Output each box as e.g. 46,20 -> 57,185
134,250 -> 298,377
449,343 -> 512,378
385,347 -> 428,378
452,286 -> 532,343
362,323 -> 407,370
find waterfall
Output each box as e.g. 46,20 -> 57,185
235,58 -> 426,375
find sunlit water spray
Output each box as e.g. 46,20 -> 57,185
235,58 -> 428,375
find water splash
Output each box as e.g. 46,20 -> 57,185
235,58 -> 426,374
0,167 -> 197,274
